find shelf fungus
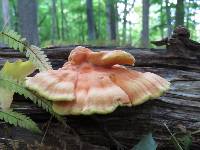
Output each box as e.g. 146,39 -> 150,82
25,46 -> 170,115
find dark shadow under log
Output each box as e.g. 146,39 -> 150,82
0,45 -> 199,150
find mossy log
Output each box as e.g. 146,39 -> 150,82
0,46 -> 199,150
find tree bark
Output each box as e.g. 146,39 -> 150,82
0,0 -> 10,47
51,0 -> 58,44
86,0 -> 96,41
60,0 -> 65,40
122,0 -> 128,44
79,12 -> 85,42
97,0 -> 101,39
160,1 -> 164,39
17,0 -> 39,46
106,0 -> 117,41
175,0 -> 184,27
10,0 -> 18,32
186,0 -> 190,28
141,0 -> 150,48
128,22 -> 132,45
165,0 -> 172,37
2,0 -> 10,26
55,1 -> 60,40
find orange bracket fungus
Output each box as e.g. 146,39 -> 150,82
25,46 -> 170,115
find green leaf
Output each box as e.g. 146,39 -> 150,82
0,109 -> 41,133
131,133 -> 157,150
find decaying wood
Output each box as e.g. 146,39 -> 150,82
151,26 -> 200,59
0,45 -> 199,150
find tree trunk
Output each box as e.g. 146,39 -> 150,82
79,13 -> 85,42
111,1 -> 117,41
10,0 -> 18,32
86,0 -> 96,41
160,1 -> 164,39
63,6 -> 68,39
165,0 -> 172,37
0,0 -> 10,47
106,0 -> 111,41
51,0 -> 57,44
2,0 -> 10,26
97,0 -> 101,39
141,0 -> 150,48
17,0 -> 39,46
175,0 -> 184,27
186,0 -> 190,28
55,1 -> 60,40
106,0 -> 117,41
128,22 -> 132,45
115,2 -> 119,41
122,0 -> 128,44
60,0 -> 65,40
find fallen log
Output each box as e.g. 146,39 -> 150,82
151,26 -> 200,59
0,45 -> 199,150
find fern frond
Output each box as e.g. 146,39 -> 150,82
0,28 -> 52,71
0,109 -> 41,133
0,74 -> 66,126
26,45 -> 52,71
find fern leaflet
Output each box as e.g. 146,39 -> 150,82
0,109 -> 41,133
0,28 -> 52,71
0,74 -> 66,126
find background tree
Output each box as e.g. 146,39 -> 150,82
2,0 -> 10,26
166,0 -> 172,37
10,0 -> 18,32
160,1 -> 164,38
1,0 -> 199,47
17,0 -> 39,46
60,0 -> 65,40
141,0 -> 150,48
0,0 -> 10,47
175,0 -> 185,27
86,0 -> 96,41
51,0 -> 58,44
106,0 -> 117,41
122,0 -> 128,44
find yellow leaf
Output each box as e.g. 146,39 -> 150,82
0,60 -> 36,110
0,88 -> 14,110
1,60 -> 36,80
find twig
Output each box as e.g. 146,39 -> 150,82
41,116 -> 53,144
163,123 -> 183,150
191,129 -> 200,135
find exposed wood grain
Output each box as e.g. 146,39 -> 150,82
0,46 -> 199,150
